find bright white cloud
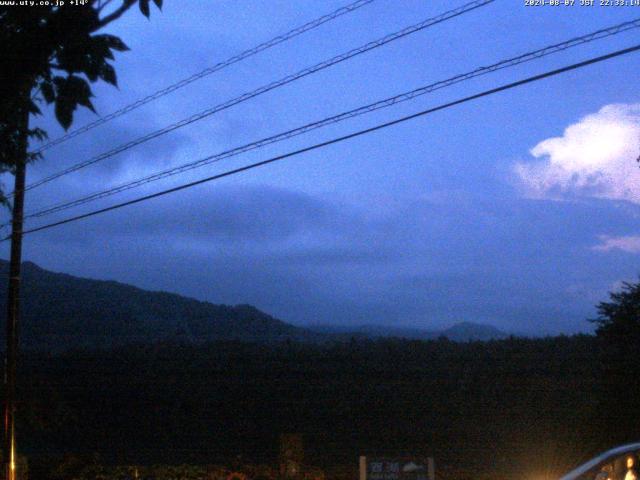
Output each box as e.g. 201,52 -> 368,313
514,103 -> 640,203
591,235 -> 640,254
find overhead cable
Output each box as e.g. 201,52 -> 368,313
22,17 -> 640,221
19,0 -> 494,195
33,0 -> 376,153
10,43 -> 640,240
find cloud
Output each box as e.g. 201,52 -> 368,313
8,184 -> 618,334
24,183 -> 398,271
514,104 -> 640,203
591,234 -> 640,254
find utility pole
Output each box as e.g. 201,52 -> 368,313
3,101 -> 29,480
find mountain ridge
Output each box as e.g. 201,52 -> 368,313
0,259 -> 319,350
0,259 -> 508,350
308,321 -> 508,342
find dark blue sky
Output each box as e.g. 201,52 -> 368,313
4,0 -> 640,335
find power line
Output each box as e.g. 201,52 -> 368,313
21,17 -> 640,221
9,43 -> 640,241
19,0 -> 495,196
33,0 -> 376,154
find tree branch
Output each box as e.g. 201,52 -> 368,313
97,0 -> 116,13
96,0 -> 136,30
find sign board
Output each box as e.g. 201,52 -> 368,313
359,457 -> 434,480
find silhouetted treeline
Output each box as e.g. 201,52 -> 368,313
15,335 -> 620,479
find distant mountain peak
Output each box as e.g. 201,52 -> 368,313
308,321 -> 507,342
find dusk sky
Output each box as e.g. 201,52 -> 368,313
4,0 -> 640,335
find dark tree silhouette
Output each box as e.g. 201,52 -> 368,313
0,0 -> 162,180
592,279 -> 640,344
590,279 -> 640,446
0,3 -> 163,479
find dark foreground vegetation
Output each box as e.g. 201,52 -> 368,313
14,334 -> 633,480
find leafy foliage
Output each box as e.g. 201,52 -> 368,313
589,279 -> 640,446
0,0 -> 162,171
592,279 -> 640,344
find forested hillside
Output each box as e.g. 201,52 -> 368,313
18,335 -> 611,479
0,260 -> 315,349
